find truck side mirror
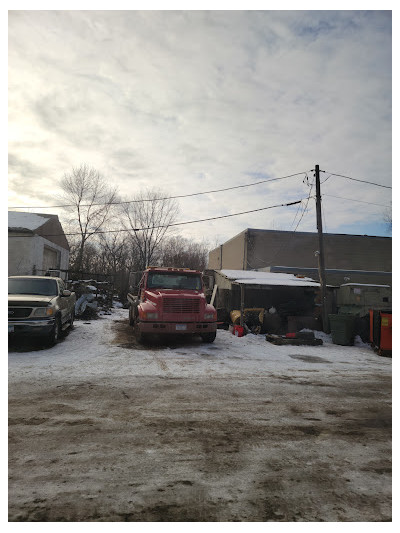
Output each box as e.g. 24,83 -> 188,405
62,290 -> 72,297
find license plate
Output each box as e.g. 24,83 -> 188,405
176,324 -> 187,331
8,325 -> 14,333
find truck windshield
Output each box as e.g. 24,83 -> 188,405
8,278 -> 58,296
147,272 -> 202,290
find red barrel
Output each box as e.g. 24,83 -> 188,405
233,325 -> 245,337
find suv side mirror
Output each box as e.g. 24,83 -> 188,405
62,290 -> 72,297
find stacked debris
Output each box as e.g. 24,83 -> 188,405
266,331 -> 323,346
66,279 -> 114,319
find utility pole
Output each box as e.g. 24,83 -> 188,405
315,164 -> 330,333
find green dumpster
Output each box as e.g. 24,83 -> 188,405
329,314 -> 356,346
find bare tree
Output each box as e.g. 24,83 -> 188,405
161,235 -> 209,271
59,164 -> 118,273
97,232 -> 129,276
121,188 -> 179,271
383,202 -> 392,233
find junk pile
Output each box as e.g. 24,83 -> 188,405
230,308 -> 264,335
67,279 -> 113,319
266,331 -> 323,346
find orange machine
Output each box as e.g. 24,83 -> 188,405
369,309 -> 392,356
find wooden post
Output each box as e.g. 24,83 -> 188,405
240,284 -> 245,327
315,164 -> 330,333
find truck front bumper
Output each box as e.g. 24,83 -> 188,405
8,319 -> 55,336
138,321 -> 217,334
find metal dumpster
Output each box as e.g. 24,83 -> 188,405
329,314 -> 356,346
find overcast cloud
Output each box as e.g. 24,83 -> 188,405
8,10 -> 392,246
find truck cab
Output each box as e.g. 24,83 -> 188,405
128,267 -> 217,342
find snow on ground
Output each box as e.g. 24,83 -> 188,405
8,307 -> 392,522
8,307 -> 391,384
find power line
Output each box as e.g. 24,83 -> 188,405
8,199 -> 304,238
8,171 -> 310,209
321,170 -> 391,189
246,175 -> 315,269
323,194 -> 391,208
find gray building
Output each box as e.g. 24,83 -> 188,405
8,211 -> 70,279
208,229 -> 392,286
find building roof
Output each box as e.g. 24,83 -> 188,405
219,269 -> 320,288
8,211 -> 51,231
340,283 -> 391,288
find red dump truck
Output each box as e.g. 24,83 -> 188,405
127,267 -> 217,343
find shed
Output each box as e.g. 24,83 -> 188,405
8,211 -> 70,279
210,269 -> 333,333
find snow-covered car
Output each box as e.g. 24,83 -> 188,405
8,276 -> 76,345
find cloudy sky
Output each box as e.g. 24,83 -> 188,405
8,8 -> 392,247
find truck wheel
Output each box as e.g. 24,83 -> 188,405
134,322 -> 148,344
135,329 -> 148,344
129,306 -> 134,326
201,331 -> 216,343
47,317 -> 61,346
69,310 -> 75,329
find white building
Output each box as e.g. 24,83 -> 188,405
8,211 -> 70,279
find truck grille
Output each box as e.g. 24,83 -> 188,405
163,298 -> 200,314
8,307 -> 32,319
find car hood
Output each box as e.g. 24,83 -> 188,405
8,294 -> 55,305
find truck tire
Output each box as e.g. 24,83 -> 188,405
69,309 -> 75,329
46,316 -> 61,346
129,306 -> 134,326
135,329 -> 149,344
201,331 -> 216,343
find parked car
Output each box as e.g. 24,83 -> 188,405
8,276 -> 76,345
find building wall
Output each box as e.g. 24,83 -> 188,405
8,234 -> 37,275
8,233 -> 69,277
208,230 -> 247,269
208,229 -> 392,283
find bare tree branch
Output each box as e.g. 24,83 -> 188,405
121,188 -> 179,271
59,164 -> 118,272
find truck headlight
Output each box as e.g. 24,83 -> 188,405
33,307 -> 54,317
204,313 -> 215,320
144,312 -> 158,320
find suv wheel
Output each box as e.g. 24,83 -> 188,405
47,317 -> 61,346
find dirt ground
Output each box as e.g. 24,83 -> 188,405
8,315 -> 392,522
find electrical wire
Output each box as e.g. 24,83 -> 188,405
321,199 -> 329,234
246,174 -> 315,269
321,171 -> 391,189
8,170 -> 310,209
8,199 -> 304,238
323,194 -> 391,208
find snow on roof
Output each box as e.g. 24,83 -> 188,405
8,211 -> 50,231
340,283 -> 391,288
219,269 -> 320,287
